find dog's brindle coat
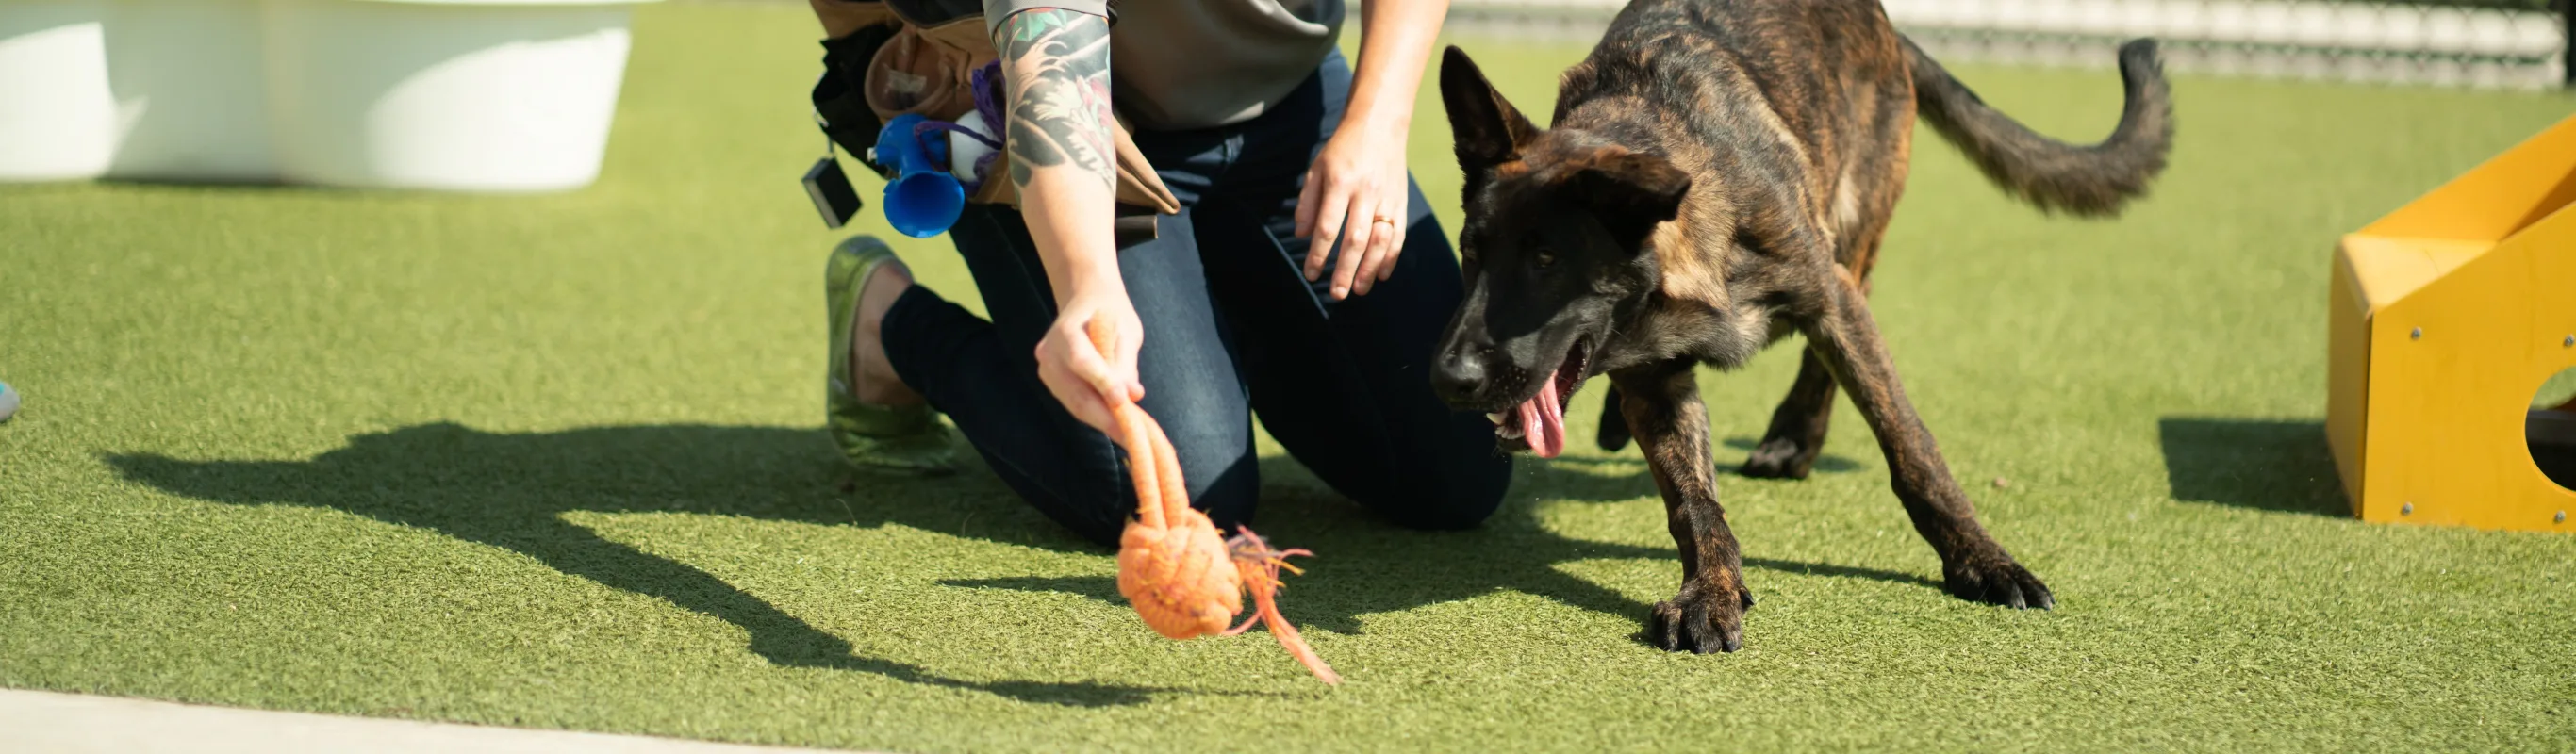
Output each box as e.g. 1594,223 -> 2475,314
1430,0 -> 2172,652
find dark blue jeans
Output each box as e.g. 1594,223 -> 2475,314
878,52 -> 1511,547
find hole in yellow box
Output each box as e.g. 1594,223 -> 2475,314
2533,367 -> 2576,492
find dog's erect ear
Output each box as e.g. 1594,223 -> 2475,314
1441,46 -> 1541,172
1568,151 -> 1692,246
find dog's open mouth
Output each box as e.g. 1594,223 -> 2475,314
1488,338 -> 1591,459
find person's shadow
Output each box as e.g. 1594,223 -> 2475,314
108,421 -> 1943,702
946,454 -> 1942,637
107,421 -> 1177,707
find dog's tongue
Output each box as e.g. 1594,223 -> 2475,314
1516,376 -> 1567,458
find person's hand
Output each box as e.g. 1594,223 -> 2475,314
1296,123 -> 1411,300
1035,287 -> 1146,434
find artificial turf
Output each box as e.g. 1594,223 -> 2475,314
4,4 -> 2573,751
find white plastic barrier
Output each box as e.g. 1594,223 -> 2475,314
0,0 -> 650,188
264,0 -> 645,191
103,0 -> 274,181
0,0 -> 117,181
1878,0 -> 2562,58
1449,0 -> 2568,88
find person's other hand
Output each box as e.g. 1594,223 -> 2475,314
1296,125 -> 1410,300
1036,287 -> 1146,434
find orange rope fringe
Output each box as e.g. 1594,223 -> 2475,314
1092,318 -> 1340,685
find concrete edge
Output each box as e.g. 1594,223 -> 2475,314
0,688 -> 870,754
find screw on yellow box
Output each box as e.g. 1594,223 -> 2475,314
2326,114 -> 2576,533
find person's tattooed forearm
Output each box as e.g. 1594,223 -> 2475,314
998,9 -> 1115,190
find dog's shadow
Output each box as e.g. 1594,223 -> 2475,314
109,421 -> 1936,704
1526,437 -> 1866,505
1718,437 -> 1868,475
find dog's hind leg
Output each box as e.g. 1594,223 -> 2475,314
1595,385 -> 1633,451
1746,172 -> 1893,479
1741,348 -> 1839,478
1744,258 -> 1880,478
1802,269 -> 2053,610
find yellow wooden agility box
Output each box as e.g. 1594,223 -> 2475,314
2327,113 -> 2576,533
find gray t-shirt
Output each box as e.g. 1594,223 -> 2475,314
983,0 -> 1345,130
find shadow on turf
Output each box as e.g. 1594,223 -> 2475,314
1719,437 -> 1866,475
107,421 -> 1183,708
943,454 -> 1943,629
2156,417 -> 2348,516
1512,445 -> 1862,505
108,421 -> 1949,699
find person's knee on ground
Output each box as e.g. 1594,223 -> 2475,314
1316,441 -> 1511,532
1382,462 -> 1511,531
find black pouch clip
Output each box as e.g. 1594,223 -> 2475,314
803,111 -> 865,230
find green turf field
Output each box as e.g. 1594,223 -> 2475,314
4,4 -> 2573,751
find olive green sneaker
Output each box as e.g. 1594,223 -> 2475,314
827,236 -> 958,474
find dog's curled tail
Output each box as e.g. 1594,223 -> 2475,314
1906,37 -> 2173,218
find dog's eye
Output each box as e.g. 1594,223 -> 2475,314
1533,249 -> 1557,269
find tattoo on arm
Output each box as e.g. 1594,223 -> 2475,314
997,8 -> 1115,191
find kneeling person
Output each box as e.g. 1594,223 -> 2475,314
817,0 -> 1511,544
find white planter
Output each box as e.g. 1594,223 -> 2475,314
263,0 -> 649,191
0,0 -> 117,181
103,0 -> 274,181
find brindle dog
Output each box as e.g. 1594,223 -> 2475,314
1429,0 -> 2172,652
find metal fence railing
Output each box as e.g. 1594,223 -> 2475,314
1446,0 -> 2573,89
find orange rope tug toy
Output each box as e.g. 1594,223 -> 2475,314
1090,319 -> 1340,684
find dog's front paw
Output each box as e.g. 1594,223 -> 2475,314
1942,549 -> 2055,610
1738,436 -> 1815,479
1647,578 -> 1754,653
